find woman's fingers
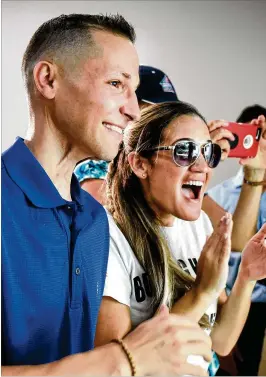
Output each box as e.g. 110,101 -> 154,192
203,213 -> 232,256
219,215 -> 233,263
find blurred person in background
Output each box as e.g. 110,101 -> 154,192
203,104 -> 266,375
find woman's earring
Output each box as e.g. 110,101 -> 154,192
142,173 -> 146,178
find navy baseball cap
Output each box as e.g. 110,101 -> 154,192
136,65 -> 178,104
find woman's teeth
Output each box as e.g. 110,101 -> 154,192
183,180 -> 203,187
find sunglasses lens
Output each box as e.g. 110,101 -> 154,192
174,141 -> 199,166
204,143 -> 222,168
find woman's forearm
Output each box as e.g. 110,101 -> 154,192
211,274 -> 255,356
171,287 -> 215,322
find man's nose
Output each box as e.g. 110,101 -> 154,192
121,91 -> 141,122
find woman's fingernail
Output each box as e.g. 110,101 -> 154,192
224,233 -> 229,240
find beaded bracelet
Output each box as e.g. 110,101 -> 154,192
244,177 -> 266,186
112,338 -> 137,376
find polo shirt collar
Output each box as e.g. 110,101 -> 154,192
2,137 -> 84,208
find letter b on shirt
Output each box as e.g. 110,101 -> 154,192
133,273 -> 152,303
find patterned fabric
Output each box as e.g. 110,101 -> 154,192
74,159 -> 109,182
208,352 -> 220,376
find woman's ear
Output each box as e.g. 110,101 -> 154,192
128,151 -> 150,179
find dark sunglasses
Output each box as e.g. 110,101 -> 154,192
145,138 -> 222,168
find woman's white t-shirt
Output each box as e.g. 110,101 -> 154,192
103,210 -> 217,369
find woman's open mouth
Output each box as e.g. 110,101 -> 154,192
181,180 -> 204,200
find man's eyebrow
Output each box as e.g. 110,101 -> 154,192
122,72 -> 131,79
122,72 -> 140,89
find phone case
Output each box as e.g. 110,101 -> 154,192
227,122 -> 262,158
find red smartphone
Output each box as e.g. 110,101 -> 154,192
227,122 -> 262,158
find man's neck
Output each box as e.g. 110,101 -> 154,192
25,129 -> 83,202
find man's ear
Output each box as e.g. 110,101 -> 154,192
128,151 -> 150,179
33,61 -> 58,99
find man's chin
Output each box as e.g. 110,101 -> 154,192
100,143 -> 121,162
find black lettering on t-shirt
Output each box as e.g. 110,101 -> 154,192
177,259 -> 191,275
209,312 -> 216,325
133,276 -> 146,302
177,258 -> 198,275
188,258 -> 198,274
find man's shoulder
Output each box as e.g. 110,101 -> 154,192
1,155 -> 16,190
1,158 -> 6,170
81,187 -> 103,207
81,188 -> 108,218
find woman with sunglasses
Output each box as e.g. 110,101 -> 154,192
95,101 -> 266,371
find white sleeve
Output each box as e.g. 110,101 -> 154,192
103,233 -> 132,307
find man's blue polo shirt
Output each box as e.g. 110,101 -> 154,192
2,137 -> 109,365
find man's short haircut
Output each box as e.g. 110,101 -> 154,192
22,13 -> 136,94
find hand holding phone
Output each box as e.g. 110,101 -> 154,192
227,122 -> 262,158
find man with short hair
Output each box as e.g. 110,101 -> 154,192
75,64 -> 179,204
2,14 -> 211,376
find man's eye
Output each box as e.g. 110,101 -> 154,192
109,80 -> 122,88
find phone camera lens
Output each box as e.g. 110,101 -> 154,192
243,135 -> 253,149
229,133 -> 239,149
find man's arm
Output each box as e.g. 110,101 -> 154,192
2,343 -> 132,376
2,305 -> 212,376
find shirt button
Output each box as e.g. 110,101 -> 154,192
67,206 -> 72,210
75,267 -> 81,275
